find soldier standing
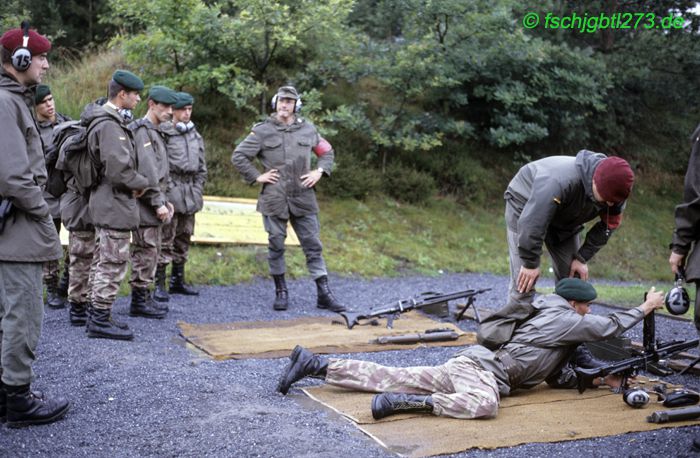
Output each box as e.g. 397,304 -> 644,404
155,92 -> 207,303
0,23 -> 70,427
232,85 -> 345,312
127,85 -> 177,318
35,84 -> 71,309
85,70 -> 149,340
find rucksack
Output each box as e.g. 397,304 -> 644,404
51,119 -> 106,196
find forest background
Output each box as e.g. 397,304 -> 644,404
3,0 -> 700,307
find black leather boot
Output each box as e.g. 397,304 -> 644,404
0,381 -> 6,423
45,276 -> 66,309
272,274 -> 288,311
153,263 -> 170,303
277,345 -> 328,395
5,384 -> 70,428
69,301 -> 88,327
371,393 -> 434,420
169,262 -> 199,296
86,307 -> 134,340
57,262 -> 69,301
129,287 -> 167,319
315,275 -> 346,312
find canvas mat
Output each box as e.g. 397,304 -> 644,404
303,378 -> 700,457
178,311 -> 475,359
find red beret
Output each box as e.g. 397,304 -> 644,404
0,27 -> 51,55
593,156 -> 635,203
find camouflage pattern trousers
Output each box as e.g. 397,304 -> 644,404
131,226 -> 162,289
67,230 -> 96,304
263,213 -> 327,279
92,228 -> 131,310
325,355 -> 501,419
159,213 -> 194,265
42,218 -> 68,283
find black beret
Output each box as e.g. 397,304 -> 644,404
35,84 -> 51,104
112,69 -> 144,91
173,92 -> 194,109
148,85 -> 178,105
555,278 -> 597,302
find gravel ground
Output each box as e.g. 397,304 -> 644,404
2,272 -> 700,457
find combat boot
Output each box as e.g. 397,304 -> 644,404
68,301 -> 88,326
169,262 -> 199,296
86,307 -> 134,340
0,381 -> 6,423
272,274 -> 288,311
129,287 -> 167,319
153,263 -> 170,303
45,276 -> 66,309
315,275 -> 346,312
277,345 -> 328,395
57,264 -> 69,302
5,384 -> 70,428
371,393 -> 434,420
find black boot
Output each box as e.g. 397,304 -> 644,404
277,345 -> 328,395
169,262 -> 199,296
5,384 -> 70,428
57,263 -> 69,302
153,263 -> 170,303
86,307 -> 134,340
272,274 -> 288,311
69,301 -> 88,327
45,276 -> 66,309
129,288 -> 167,319
371,393 -> 434,420
315,275 -> 346,312
0,381 -> 5,423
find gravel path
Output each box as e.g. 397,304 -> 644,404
2,272 -> 699,457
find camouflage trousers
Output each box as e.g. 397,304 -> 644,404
67,230 -> 96,304
42,218 -> 68,282
130,226 -> 162,289
263,213 -> 327,278
159,213 -> 194,265
92,228 -> 131,310
325,355 -> 500,419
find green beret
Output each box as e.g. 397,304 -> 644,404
173,92 -> 194,109
35,84 -> 51,104
112,69 -> 144,91
554,278 -> 597,302
148,85 -> 178,105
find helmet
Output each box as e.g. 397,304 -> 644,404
665,268 -> 690,315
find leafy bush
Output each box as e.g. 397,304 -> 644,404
383,163 -> 436,204
319,160 -> 383,200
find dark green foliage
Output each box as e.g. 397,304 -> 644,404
383,163 -> 436,204
318,160 -> 383,200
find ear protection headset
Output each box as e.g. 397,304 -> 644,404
176,121 -> 195,133
118,108 -> 133,121
11,21 -> 32,72
271,93 -> 302,113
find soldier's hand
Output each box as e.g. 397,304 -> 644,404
517,266 -> 540,293
569,258 -> 589,280
301,169 -> 322,188
133,189 -> 146,198
669,251 -> 685,275
156,205 -> 170,222
256,169 -> 280,184
640,287 -> 664,315
166,202 -> 174,219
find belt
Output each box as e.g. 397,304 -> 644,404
494,349 -> 522,389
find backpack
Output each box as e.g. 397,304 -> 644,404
476,295 -> 536,350
51,119 -> 106,196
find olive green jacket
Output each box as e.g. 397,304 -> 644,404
37,112 -> 70,219
232,115 -> 334,219
129,117 -> 169,227
160,122 -> 207,215
0,69 -> 62,262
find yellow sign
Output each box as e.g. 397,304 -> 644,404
58,195 -> 300,246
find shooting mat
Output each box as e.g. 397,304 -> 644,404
178,311 -> 475,359
302,379 -> 700,457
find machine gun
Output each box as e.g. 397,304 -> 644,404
575,310 -> 699,393
339,288 -> 490,330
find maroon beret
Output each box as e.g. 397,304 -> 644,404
0,27 -> 51,55
593,156 -> 635,204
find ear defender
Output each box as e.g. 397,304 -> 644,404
175,121 -> 195,133
11,20 -> 32,72
270,94 -> 302,113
